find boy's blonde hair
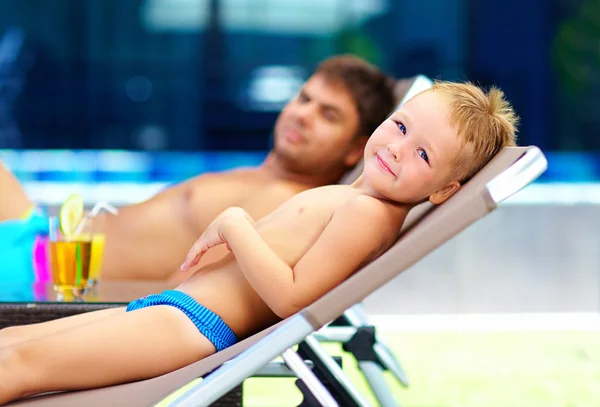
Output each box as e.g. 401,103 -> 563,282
431,81 -> 519,183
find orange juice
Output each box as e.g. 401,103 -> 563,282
49,240 -> 92,289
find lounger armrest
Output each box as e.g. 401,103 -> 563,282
486,146 -> 547,204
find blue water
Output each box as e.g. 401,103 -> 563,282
0,150 -> 268,184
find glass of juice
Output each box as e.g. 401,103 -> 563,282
48,216 -> 93,301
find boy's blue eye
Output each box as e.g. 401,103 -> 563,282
418,149 -> 429,163
397,122 -> 406,134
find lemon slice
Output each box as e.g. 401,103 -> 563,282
59,193 -> 84,237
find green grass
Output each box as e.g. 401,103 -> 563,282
160,331 -> 600,407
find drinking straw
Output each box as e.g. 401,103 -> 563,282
48,216 -> 57,241
90,202 -> 119,216
73,202 -> 119,236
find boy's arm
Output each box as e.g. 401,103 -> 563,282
168,183 -> 298,284
220,196 -> 395,318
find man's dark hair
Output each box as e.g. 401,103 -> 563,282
315,55 -> 397,138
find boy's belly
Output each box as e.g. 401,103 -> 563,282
176,257 -> 280,339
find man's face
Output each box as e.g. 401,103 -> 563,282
363,90 -> 462,204
273,74 -> 362,175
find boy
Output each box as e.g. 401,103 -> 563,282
0,81 -> 518,404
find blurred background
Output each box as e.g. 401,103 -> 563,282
1,0 -> 598,200
1,0 -> 599,406
1,1 -> 598,179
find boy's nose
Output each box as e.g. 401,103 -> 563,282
387,141 -> 406,161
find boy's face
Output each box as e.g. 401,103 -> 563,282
363,90 -> 462,205
272,73 -> 364,174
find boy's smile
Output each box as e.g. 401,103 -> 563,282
376,153 -> 396,177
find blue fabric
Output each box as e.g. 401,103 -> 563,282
0,210 -> 49,283
126,290 -> 238,352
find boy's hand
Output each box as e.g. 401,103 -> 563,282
180,207 -> 250,271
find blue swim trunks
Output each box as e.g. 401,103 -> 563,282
126,290 -> 238,352
0,209 -> 49,283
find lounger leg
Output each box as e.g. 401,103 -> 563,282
343,304 -> 410,387
298,335 -> 372,407
281,348 -> 339,407
315,309 -> 408,406
358,361 -> 401,407
313,327 -> 402,406
316,324 -> 410,390
373,341 -> 410,386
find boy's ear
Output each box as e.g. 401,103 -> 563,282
429,181 -> 461,205
344,135 -> 368,167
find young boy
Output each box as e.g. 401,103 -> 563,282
0,81 -> 518,404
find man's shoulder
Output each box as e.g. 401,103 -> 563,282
179,169 -> 268,197
182,168 -> 310,210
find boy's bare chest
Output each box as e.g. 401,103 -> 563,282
253,187 -> 358,267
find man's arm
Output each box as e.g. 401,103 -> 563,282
220,196 -> 395,318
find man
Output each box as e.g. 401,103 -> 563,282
0,55 -> 397,282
